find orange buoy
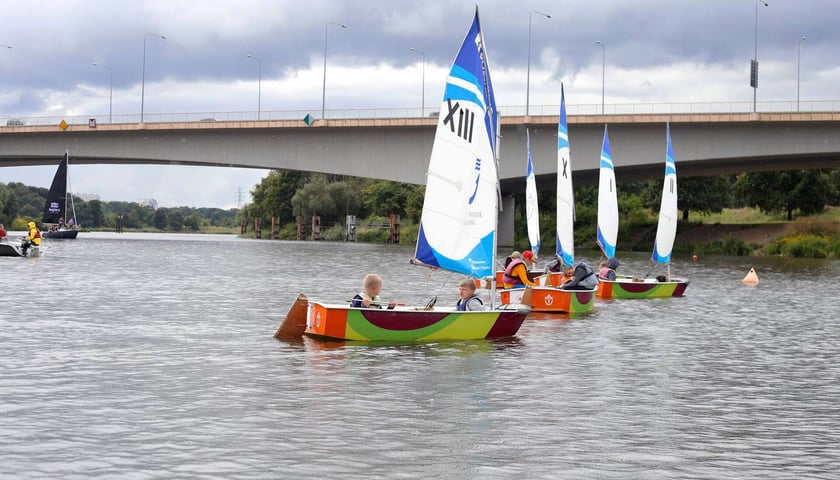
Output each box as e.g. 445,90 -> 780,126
742,267 -> 759,285
692,255 -> 698,262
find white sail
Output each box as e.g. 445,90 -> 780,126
414,7 -> 499,280
555,84 -> 575,267
596,125 -> 618,259
525,128 -> 540,257
652,123 -> 678,265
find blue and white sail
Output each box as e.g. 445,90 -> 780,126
596,125 -> 618,259
414,7 -> 499,279
525,128 -> 540,258
555,84 -> 575,267
652,123 -> 678,265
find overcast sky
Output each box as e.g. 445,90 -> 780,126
2,0 -> 838,209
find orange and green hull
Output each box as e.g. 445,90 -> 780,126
303,302 -> 529,342
499,286 -> 596,314
597,279 -> 690,299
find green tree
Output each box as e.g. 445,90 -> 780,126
734,169 -> 834,220
291,174 -> 335,218
153,209 -> 168,229
363,180 -> 415,217
167,210 -> 185,230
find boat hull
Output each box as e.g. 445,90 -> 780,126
43,229 -> 79,239
597,278 -> 690,299
0,243 -> 38,257
500,286 -> 596,314
303,301 -> 529,342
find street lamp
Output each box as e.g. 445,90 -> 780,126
92,63 -> 113,123
797,35 -> 806,112
322,21 -> 346,121
526,10 -> 551,116
752,0 -> 768,113
410,47 -> 425,117
141,32 -> 166,123
247,54 -> 262,120
595,40 -> 605,114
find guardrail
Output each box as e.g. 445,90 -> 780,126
3,100 -> 839,127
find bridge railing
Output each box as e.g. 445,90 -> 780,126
3,100 -> 839,127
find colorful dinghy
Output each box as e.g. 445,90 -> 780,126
499,85 -> 596,314
275,8 -> 529,342
596,123 -> 690,299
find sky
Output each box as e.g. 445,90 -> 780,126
1,0 -> 838,209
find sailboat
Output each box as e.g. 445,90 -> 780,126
525,128 -> 541,257
500,84 -> 597,314
274,7 -> 529,342
42,150 -> 79,239
596,123 -> 690,299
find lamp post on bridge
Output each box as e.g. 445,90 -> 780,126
595,40 -> 605,115
751,0 -> 768,113
92,63 -> 113,123
247,54 -> 262,120
410,47 -> 425,117
141,32 -> 166,124
797,35 -> 806,112
526,10 -> 551,116
322,21 -> 346,121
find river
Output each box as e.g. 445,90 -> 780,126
2,233 -> 839,479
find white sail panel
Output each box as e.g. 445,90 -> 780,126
555,84 -> 575,267
414,9 -> 499,279
596,125 -> 618,259
525,128 -> 540,257
652,124 -> 678,264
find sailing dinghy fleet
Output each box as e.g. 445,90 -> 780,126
274,7 -> 689,344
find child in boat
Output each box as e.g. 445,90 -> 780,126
502,250 -> 537,288
456,278 -> 485,311
351,273 -> 396,309
561,262 -> 599,290
598,258 -> 619,281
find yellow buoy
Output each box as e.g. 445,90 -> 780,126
742,267 -> 759,285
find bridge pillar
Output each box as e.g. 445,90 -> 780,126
498,195 -> 515,249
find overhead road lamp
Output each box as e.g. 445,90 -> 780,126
410,47 -> 425,117
751,0 -> 768,113
595,40 -> 605,115
526,10 -> 551,116
322,21 -> 346,121
141,32 -> 166,123
247,54 -> 262,120
92,63 -> 113,123
797,35 -> 806,112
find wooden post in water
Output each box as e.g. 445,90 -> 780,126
240,220 -> 247,235
311,215 -> 321,241
271,216 -> 279,240
254,217 -> 262,239
389,213 -> 401,244
296,216 -> 304,240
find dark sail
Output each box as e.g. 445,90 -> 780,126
42,152 -> 68,225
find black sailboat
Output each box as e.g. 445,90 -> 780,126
42,150 -> 79,239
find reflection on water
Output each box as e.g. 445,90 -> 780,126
2,234 -> 839,478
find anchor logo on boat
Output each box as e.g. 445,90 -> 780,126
544,294 -> 554,306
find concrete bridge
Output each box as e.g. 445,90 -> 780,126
3,112 -> 839,195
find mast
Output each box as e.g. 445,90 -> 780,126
66,150 -> 77,227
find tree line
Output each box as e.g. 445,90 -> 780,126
240,168 -> 840,244
4,167 -> 839,244
0,181 -> 238,231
